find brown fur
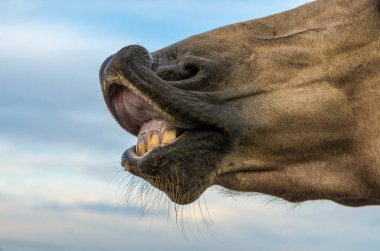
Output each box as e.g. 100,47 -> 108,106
101,0 -> 380,206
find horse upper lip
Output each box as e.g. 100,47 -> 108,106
103,82 -> 164,137
100,45 -> 231,140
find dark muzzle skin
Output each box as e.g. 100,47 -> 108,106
100,45 -> 231,204
100,0 -> 380,206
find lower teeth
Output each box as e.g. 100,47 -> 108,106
136,120 -> 177,156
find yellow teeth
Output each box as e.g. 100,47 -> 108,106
137,140 -> 146,157
162,129 -> 176,145
136,129 -> 178,157
147,131 -> 159,150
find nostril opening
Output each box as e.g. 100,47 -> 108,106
183,63 -> 200,78
157,63 -> 200,81
157,69 -> 180,81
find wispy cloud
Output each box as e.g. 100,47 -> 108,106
0,19 -> 135,154
0,141 -> 10,154
0,22 -> 126,59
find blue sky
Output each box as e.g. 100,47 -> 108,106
1,1 -> 380,251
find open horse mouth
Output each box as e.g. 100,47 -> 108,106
105,83 -> 184,157
100,45 -> 229,204
100,0 -> 380,207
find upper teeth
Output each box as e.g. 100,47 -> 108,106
136,120 -> 177,156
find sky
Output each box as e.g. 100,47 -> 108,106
1,0 -> 380,250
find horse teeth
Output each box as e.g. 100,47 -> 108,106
137,139 -> 147,156
162,129 -> 176,144
147,131 -> 159,152
136,129 -> 179,156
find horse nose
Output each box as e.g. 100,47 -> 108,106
99,45 -> 152,84
99,54 -> 113,81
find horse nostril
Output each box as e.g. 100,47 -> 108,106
156,63 -> 200,81
155,55 -> 216,91
183,63 -> 200,78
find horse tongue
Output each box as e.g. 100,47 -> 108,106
136,119 -> 177,156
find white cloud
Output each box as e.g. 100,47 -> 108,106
0,22 -> 127,60
0,0 -> 42,19
0,143 -> 126,204
1,146 -> 380,251
0,141 -> 10,154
